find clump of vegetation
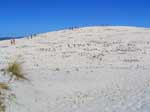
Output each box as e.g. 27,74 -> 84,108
0,57 -> 28,112
0,83 -> 9,112
6,61 -> 27,81
0,83 -> 9,91
0,97 -> 6,112
55,68 -> 60,71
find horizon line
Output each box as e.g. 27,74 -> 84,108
0,24 -> 150,38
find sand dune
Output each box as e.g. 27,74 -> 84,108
0,26 -> 150,112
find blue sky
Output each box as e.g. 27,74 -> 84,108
0,0 -> 150,37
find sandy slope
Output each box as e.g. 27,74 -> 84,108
0,26 -> 150,112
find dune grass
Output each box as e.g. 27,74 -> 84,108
0,83 -> 9,90
0,100 -> 5,112
0,58 -> 28,112
0,83 -> 9,112
6,61 -> 27,81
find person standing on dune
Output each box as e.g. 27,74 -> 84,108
10,40 -> 13,45
10,39 -> 16,45
13,39 -> 16,45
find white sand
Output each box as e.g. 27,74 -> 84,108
0,26 -> 150,112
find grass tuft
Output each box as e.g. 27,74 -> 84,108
0,83 -> 9,112
6,61 -> 27,80
0,100 -> 5,112
0,83 -> 9,90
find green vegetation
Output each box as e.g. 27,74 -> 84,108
0,100 -> 6,112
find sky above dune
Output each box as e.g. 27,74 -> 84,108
0,0 -> 150,37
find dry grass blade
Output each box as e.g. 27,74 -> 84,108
0,83 -> 9,90
7,61 -> 27,80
